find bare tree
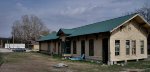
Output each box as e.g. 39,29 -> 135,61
12,15 -> 50,43
129,3 -> 150,23
12,20 -> 24,43
131,4 -> 150,54
135,7 -> 150,23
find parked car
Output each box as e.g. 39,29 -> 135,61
12,48 -> 26,52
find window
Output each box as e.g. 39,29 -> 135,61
89,39 -> 94,56
115,40 -> 120,56
126,40 -> 130,55
81,40 -> 85,55
65,41 -> 71,54
73,41 -> 77,54
140,40 -> 144,54
132,40 -> 136,55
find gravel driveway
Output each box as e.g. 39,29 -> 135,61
0,48 -> 12,52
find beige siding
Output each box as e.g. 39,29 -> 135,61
54,41 -> 61,54
50,42 -> 54,53
110,21 -> 148,62
71,35 -> 103,60
55,42 -> 58,54
48,42 -> 51,53
32,45 -> 39,51
40,42 -> 48,51
48,41 -> 57,54
40,20 -> 148,62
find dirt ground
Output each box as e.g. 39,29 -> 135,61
0,52 -> 150,72
0,52 -> 105,72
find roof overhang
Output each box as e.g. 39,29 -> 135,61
56,29 -> 65,36
57,29 -> 71,36
110,14 -> 150,32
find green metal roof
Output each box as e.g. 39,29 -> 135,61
69,13 -> 136,36
38,32 -> 58,41
38,13 -> 136,41
61,28 -> 76,35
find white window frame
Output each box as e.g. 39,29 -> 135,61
140,40 -> 144,54
126,40 -> 130,55
131,40 -> 136,55
115,40 -> 120,56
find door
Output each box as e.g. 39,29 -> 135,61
65,41 -> 71,54
102,38 -> 108,63
81,40 -> 85,55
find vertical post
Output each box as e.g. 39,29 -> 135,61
8,40 -> 10,49
60,36 -> 66,57
7,40 -> 8,44
39,42 -> 41,51
0,40 -> 2,48
13,34 -> 14,48
61,41 -> 65,57
6,40 -> 8,49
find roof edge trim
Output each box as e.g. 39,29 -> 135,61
110,14 -> 138,32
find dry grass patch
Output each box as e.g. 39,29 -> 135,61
0,52 -> 150,72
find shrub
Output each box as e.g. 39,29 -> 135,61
52,54 -> 62,59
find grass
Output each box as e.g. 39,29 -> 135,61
51,54 -> 103,65
52,54 -> 62,59
1,52 -> 150,72
39,53 -> 150,71
124,61 -> 150,69
0,53 -> 4,65
3,52 -> 29,63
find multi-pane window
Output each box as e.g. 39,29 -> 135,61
115,40 -> 120,56
126,40 -> 130,55
140,40 -> 144,54
89,39 -> 94,56
65,41 -> 71,54
132,40 -> 136,55
73,41 -> 77,54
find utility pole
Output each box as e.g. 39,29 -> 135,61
13,33 -> 14,48
0,40 -> 2,48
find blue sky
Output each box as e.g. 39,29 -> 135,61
0,0 -> 149,37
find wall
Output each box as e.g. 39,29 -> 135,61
110,21 -> 148,62
70,34 -> 105,60
40,42 -> 48,51
33,45 -> 39,51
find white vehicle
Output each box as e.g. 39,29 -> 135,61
5,44 -> 25,49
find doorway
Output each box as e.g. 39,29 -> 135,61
102,38 -> 108,63
81,40 -> 85,55
65,41 -> 71,54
